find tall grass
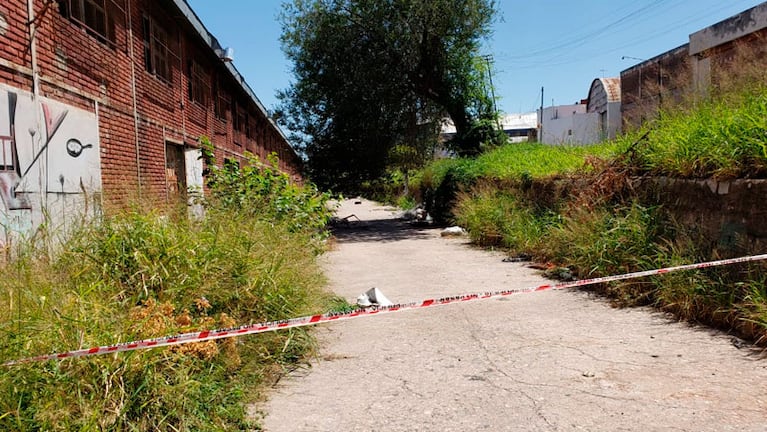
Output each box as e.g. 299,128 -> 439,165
453,182 -> 555,251
415,141 -> 623,190
430,77 -> 767,343
618,87 -> 767,179
0,151 -> 335,430
415,141 -> 624,222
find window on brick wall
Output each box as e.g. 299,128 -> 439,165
236,109 -> 246,134
231,99 -> 240,129
188,60 -> 210,106
142,16 -> 173,83
214,79 -> 229,120
59,0 -> 123,46
247,117 -> 257,140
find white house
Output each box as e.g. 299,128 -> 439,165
539,77 -> 622,145
538,103 -> 600,144
440,112 -> 538,144
500,112 -> 538,143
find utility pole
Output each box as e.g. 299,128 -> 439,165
539,86 -> 544,143
482,55 -> 501,131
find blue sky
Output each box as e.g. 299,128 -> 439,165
187,0 -> 765,115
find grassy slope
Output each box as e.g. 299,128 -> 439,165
417,86 -> 767,344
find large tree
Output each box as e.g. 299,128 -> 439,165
277,0 -> 498,191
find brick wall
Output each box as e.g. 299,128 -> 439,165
620,44 -> 690,131
622,2 -> 767,132
0,0 -> 303,214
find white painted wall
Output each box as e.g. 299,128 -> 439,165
185,147 -> 205,219
539,105 -> 600,145
0,83 -> 101,245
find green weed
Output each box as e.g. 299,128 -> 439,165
0,147 -> 336,430
453,183 -> 554,252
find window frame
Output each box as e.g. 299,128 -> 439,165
59,0 -> 123,47
188,60 -> 211,106
214,78 -> 229,120
142,15 -> 174,84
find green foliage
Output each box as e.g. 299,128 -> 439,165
414,142 -> 622,222
416,141 -> 622,190
454,184 -> 554,250
278,0 -> 499,191
618,86 -> 767,179
206,151 -> 333,238
450,116 -> 508,155
414,83 -> 767,342
0,148 -> 337,429
540,203 -> 665,278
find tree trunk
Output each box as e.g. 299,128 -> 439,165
444,103 -> 480,157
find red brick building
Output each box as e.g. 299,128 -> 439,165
0,0 -> 302,242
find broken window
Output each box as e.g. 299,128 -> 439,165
188,60 -> 210,106
143,16 -> 173,83
59,0 -> 124,46
214,78 -> 229,120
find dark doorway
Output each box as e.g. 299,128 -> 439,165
165,142 -> 186,201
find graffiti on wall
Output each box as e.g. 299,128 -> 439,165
0,83 -> 101,235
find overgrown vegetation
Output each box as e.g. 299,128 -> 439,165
618,84 -> 767,179
413,75 -> 767,344
0,145 -> 334,430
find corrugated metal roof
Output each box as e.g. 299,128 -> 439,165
502,112 -> 538,129
598,77 -> 621,102
441,112 -> 538,135
587,77 -> 621,113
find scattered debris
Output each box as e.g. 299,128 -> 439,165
542,266 -> 577,281
502,254 -> 532,263
401,205 -> 433,226
330,214 -> 361,227
441,226 -> 467,237
356,287 -> 394,308
731,337 -> 749,349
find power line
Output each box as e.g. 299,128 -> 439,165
505,0 -> 669,60
504,0 -> 762,70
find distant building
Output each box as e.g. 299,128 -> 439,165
620,44 -> 690,129
537,77 -> 622,145
439,112 -> 538,145
538,103 -> 599,145
689,2 -> 767,92
586,78 -> 622,141
500,113 -> 538,143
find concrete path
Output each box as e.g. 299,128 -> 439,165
260,199 -> 767,431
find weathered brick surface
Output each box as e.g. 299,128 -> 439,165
0,0 -> 303,207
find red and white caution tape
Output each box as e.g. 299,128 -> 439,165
4,253 -> 767,366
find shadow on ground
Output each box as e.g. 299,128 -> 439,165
331,218 -> 437,243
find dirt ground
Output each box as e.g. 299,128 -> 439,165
258,199 -> 767,431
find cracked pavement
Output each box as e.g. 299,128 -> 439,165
259,199 -> 767,431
